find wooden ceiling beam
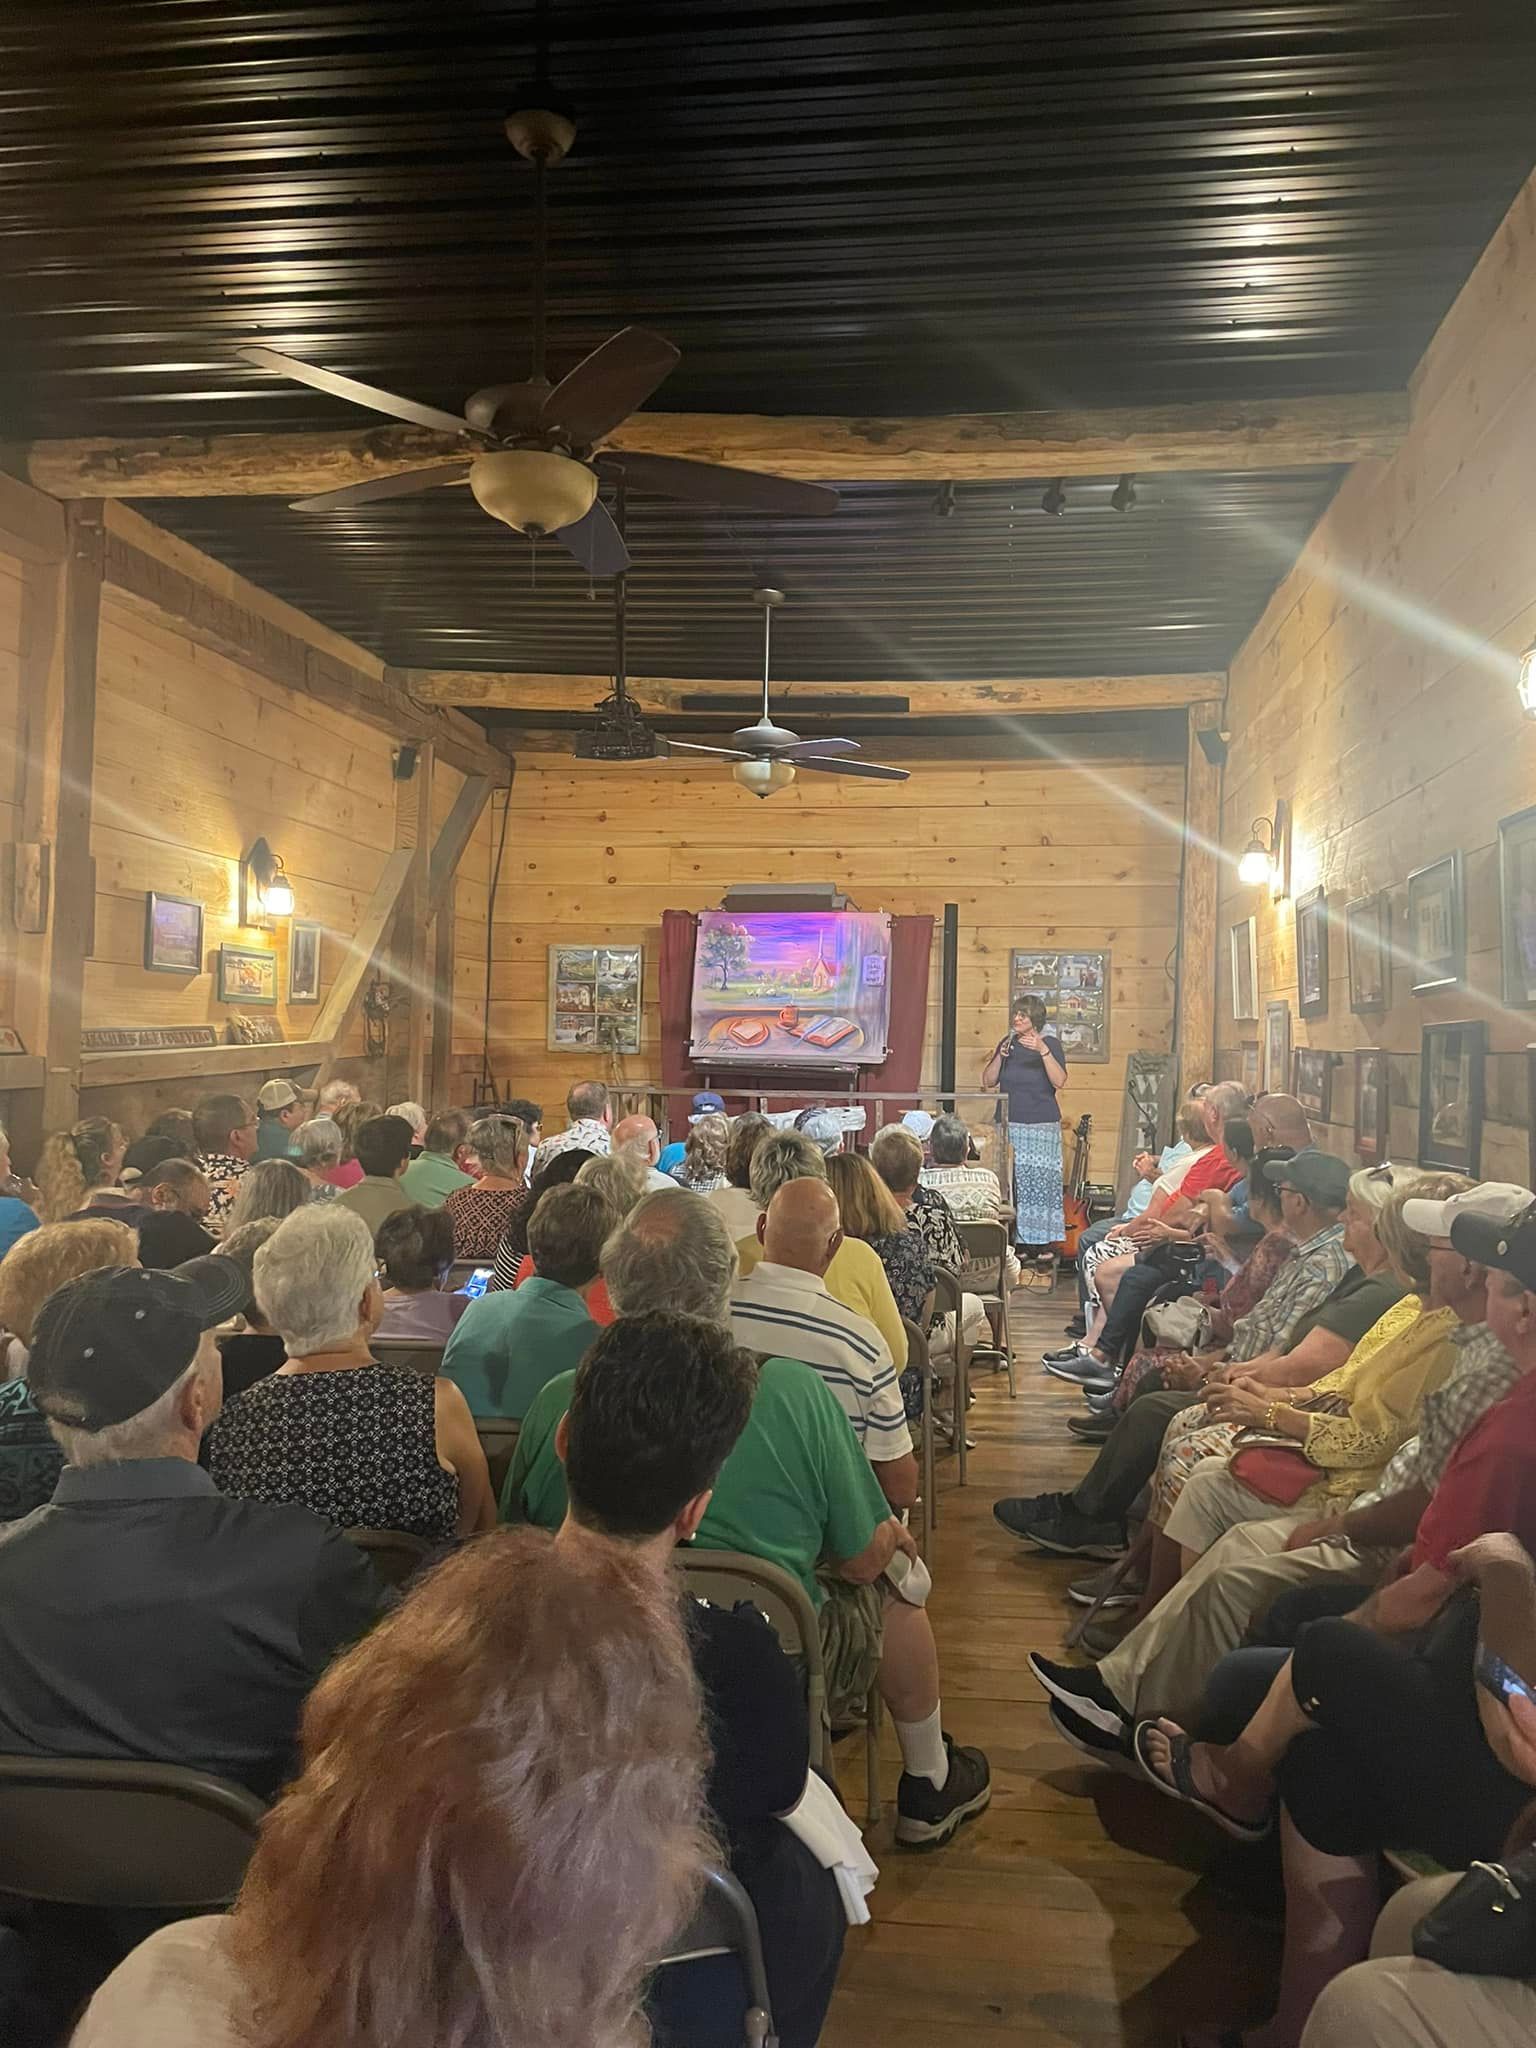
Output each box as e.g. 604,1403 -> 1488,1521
20,391 -> 1407,498
402,670 -> 1223,718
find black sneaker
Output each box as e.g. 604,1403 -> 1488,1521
1047,1700 -> 1140,1777
1026,1653 -> 1128,1735
1063,1317 -> 1087,1339
895,1735 -> 992,1849
1067,1565 -> 1145,1609
993,1493 -> 1067,1538
1066,1413 -> 1115,1442
1019,1506 -> 1127,1560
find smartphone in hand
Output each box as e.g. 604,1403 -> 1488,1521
1475,1643 -> 1536,1710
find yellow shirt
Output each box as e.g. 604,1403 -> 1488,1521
735,1232 -> 908,1370
1297,1295 -> 1457,1505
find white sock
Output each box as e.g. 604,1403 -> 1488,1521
895,1707 -> 949,1789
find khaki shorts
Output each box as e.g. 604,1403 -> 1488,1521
815,1573 -> 885,1725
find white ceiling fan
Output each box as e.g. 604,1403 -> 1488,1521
665,589 -> 911,798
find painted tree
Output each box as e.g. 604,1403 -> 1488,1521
700,919 -> 752,990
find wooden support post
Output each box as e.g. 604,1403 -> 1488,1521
427,874 -> 457,1111
1175,700 -> 1225,1100
384,745 -> 434,1107
10,502 -> 104,1160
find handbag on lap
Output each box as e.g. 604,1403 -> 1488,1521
1412,1848 -> 1536,1976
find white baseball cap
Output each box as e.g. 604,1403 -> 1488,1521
902,1110 -> 935,1140
256,1079 -> 301,1111
1401,1181 -> 1535,1240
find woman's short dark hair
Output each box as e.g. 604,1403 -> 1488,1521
929,1114 -> 971,1166
1222,1117 -> 1256,1165
1012,996 -> 1047,1031
376,1204 -> 455,1291
725,1113 -> 771,1190
1247,1148 -> 1295,1220
566,1314 -> 759,1538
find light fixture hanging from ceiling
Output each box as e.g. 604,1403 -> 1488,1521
1237,818 -> 1276,888
733,757 -> 797,799
1040,478 -> 1068,517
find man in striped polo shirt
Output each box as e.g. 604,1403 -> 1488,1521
729,1178 -> 917,1513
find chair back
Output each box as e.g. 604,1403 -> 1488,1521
0,1755 -> 265,1910
930,1265 -> 971,1484
371,1337 -> 447,1376
344,1524 -> 434,1587
474,1415 -> 522,1497
676,1549 -> 830,1773
656,1863 -> 778,2047
900,1314 -> 935,1554
956,1216 -> 1009,1298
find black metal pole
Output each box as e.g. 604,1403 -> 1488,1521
939,902 -> 959,1109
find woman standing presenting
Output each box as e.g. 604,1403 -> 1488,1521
983,997 -> 1069,1260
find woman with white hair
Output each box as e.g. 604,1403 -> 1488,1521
206,1205 -> 495,1540
293,1117 -> 345,1203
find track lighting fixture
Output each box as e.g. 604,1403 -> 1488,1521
1041,478 -> 1067,517
1111,473 -> 1137,514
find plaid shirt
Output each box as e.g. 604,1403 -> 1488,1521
1356,1321 -> 1522,1506
1229,1222 -> 1351,1367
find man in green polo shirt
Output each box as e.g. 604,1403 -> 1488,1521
399,1111 -> 474,1210
442,1183 -> 607,1418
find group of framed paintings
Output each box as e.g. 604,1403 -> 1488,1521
547,944 -> 644,1053
143,891 -> 320,1005
1009,949 -> 1110,1063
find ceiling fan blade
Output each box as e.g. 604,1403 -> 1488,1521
791,756 -> 911,782
542,327 -> 681,446
290,462 -> 473,512
596,452 -> 839,517
663,742 -> 756,760
237,345 -> 479,438
556,498 -> 631,577
779,737 -> 858,758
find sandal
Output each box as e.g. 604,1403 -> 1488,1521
1132,1720 -> 1272,1844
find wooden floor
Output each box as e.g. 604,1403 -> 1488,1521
825,1276 -> 1279,2047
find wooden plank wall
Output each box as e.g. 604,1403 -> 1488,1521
1216,170 -> 1536,1180
487,747 -> 1185,1168
0,545 -> 24,1031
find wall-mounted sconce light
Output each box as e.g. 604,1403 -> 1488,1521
1518,636 -> 1536,718
241,837 -> 295,924
1237,818 -> 1276,887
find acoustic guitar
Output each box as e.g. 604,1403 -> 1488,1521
1055,1113 -> 1094,1258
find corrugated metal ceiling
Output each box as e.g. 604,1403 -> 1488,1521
3,1 -> 1533,689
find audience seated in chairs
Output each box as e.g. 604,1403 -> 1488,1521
372,1204 -> 466,1343
871,1122 -> 991,1369
191,1094 -> 259,1228
533,1077 -> 614,1175
670,1109 -> 731,1193
735,1130 -> 909,1373
444,1113 -> 530,1259
555,1309 -> 848,2048
253,1078 -> 310,1161
291,1115 -> 345,1202
827,1148 -> 937,1329
335,1113 -> 417,1240
488,1143 -> 594,1289
0,1257 -> 386,1797
708,1111 -> 772,1241
613,1112 -> 680,1192
35,1118 -> 136,1227
442,1182 -> 611,1418
223,1157 -> 312,1235
70,1530 -> 709,2048
0,1219 -> 140,1517
206,1205 -> 496,1541
398,1107 -> 473,1209
507,1190 -> 992,1849
919,1112 -> 1020,1288
327,1097 -> 384,1192
212,1218 -> 289,1401
0,1122 -> 40,1262
314,1077 -> 361,1124
127,1156 -> 216,1268
730,1178 -> 916,1512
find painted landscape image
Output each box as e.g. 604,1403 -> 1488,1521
689,911 -> 892,1065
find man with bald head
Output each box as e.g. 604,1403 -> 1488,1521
1250,1092 -> 1314,1154
611,1112 -> 678,1193
730,1178 -> 916,1510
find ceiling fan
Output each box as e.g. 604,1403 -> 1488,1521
234,107 -> 838,578
666,590 -> 911,798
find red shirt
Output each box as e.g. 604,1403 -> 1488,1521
511,1253 -> 615,1327
1149,1144 -> 1239,1217
1413,1369 -> 1536,1572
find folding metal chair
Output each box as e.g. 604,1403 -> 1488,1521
0,1755 -> 265,1910
930,1265 -> 971,1485
654,1863 -> 778,2048
955,1217 -> 1017,1396
899,1314 -> 936,1552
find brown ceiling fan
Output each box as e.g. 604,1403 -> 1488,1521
236,107 -> 838,577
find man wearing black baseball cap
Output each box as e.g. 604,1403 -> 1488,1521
0,1262 -> 387,1796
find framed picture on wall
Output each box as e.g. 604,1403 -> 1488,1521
143,891 -> 204,975
1498,806 -> 1536,1006
1355,1048 -> 1389,1165
1346,892 -> 1390,1013
1240,1041 -> 1261,1096
1407,852 -> 1465,995
1292,1046 -> 1332,1122
1295,887 -> 1329,1018
1009,949 -> 1109,1063
1263,1000 -> 1291,1095
1418,1020 -> 1486,1175
1229,918 -> 1258,1022
288,920 -> 322,1004
216,945 -> 277,1006
548,944 -> 642,1054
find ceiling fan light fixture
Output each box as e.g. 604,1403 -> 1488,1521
468,450 -> 597,537
732,758 -> 797,800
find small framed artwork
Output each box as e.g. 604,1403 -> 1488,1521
1240,1041 -> 1261,1096
217,944 -> 278,1006
1418,1020 -> 1486,1175
1295,887 -> 1329,1018
1292,1046 -> 1332,1123
1355,1048 -> 1389,1165
288,920 -> 322,1004
143,891 -> 204,975
1498,806 -> 1536,1007
1008,949 -> 1110,1062
1263,999 -> 1291,1095
1271,798 -> 1293,904
1346,892 -> 1390,1013
548,944 -> 642,1053
1229,918 -> 1258,1022
1407,852 -> 1465,995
